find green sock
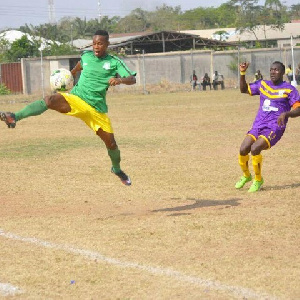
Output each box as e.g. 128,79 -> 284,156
15,100 -> 48,121
108,147 -> 121,173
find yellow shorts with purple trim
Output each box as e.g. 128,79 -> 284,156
60,92 -> 113,133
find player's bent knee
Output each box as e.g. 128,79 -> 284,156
44,94 -> 60,109
45,94 -> 70,113
250,144 -> 262,156
240,148 -> 250,156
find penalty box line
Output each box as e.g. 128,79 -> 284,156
0,228 -> 278,300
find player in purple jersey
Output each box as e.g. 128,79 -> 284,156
235,61 -> 300,192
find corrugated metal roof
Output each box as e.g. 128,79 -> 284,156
181,23 -> 300,43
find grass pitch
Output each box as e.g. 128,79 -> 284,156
0,89 -> 299,299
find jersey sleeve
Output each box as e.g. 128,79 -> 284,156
115,59 -> 137,78
248,80 -> 262,96
288,86 -> 300,108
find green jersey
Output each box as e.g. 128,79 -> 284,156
71,51 -> 136,113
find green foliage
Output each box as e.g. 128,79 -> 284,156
0,83 -> 11,95
227,53 -> 246,74
6,35 -> 38,62
214,30 -> 229,40
115,9 -> 151,33
0,33 -> 78,62
42,43 -> 78,56
7,0 -> 294,38
0,0 -> 294,58
229,0 -> 288,42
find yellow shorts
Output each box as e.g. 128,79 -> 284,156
60,92 -> 113,133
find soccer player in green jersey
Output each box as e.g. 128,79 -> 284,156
0,30 -> 136,186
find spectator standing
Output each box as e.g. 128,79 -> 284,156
253,70 -> 263,82
285,64 -> 293,83
190,70 -> 200,91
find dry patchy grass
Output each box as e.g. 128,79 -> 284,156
0,89 -> 299,299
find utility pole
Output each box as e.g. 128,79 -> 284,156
98,1 -> 101,24
48,0 -> 56,24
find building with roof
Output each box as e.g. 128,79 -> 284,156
0,30 -> 61,48
73,31 -> 234,54
181,22 -> 300,49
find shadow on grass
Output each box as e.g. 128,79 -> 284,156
262,182 -> 300,191
151,198 -> 241,214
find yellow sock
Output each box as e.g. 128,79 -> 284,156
252,154 -> 263,181
238,154 -> 250,178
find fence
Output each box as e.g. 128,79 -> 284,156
0,62 -> 23,93
9,46 -> 300,95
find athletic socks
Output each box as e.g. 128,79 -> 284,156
15,100 -> 48,121
238,154 -> 251,178
108,147 -> 121,173
252,154 -> 263,181
238,154 -> 263,181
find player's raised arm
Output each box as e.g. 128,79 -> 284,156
240,62 -> 250,94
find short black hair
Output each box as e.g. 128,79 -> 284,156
272,61 -> 285,73
94,30 -> 109,40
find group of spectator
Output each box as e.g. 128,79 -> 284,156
190,70 -> 225,91
285,63 -> 300,84
191,62 -> 300,92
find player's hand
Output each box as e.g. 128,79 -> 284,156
240,62 -> 249,72
277,112 -> 288,127
108,77 -> 122,86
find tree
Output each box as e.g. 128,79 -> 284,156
213,30 -> 229,40
0,38 -> 10,62
6,35 -> 38,62
229,0 -> 261,40
289,4 -> 300,20
148,5 -> 182,31
229,0 -> 287,47
114,9 -> 150,33
42,43 -> 78,56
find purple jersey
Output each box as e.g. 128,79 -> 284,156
248,80 -> 300,129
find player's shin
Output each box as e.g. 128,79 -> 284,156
252,154 -> 263,181
238,154 -> 251,177
15,100 -> 48,121
108,147 -> 121,173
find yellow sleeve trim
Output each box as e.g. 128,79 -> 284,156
247,84 -> 252,95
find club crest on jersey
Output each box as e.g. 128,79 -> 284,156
278,90 -> 285,97
103,62 -> 111,70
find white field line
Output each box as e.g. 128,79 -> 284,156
0,282 -> 23,296
0,228 -> 278,300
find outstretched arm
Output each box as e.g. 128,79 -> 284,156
277,106 -> 300,127
109,75 -> 136,86
240,62 -> 250,94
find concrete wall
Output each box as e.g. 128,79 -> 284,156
21,47 -> 300,95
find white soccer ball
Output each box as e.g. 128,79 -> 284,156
50,68 -> 73,91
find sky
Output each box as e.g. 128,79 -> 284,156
0,0 -> 299,30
